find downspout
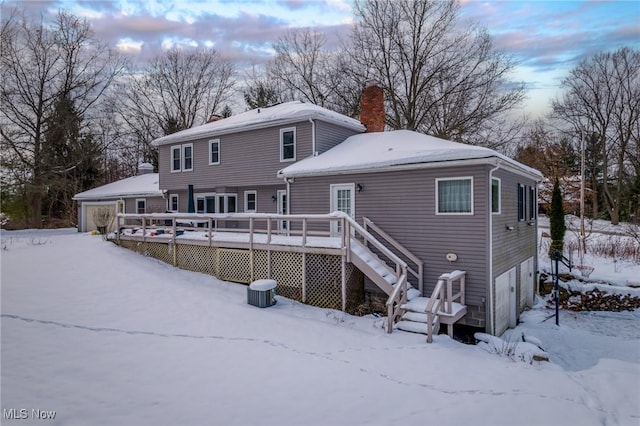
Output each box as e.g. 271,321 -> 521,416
309,118 -> 317,156
488,161 -> 501,335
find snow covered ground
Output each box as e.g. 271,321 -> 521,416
1,229 -> 639,425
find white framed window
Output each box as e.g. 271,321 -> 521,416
436,177 -> 473,215
209,139 -> 220,165
182,143 -> 193,171
117,199 -> 125,214
517,184 -> 526,221
280,127 -> 296,162
171,145 -> 181,172
136,198 -> 146,214
491,177 -> 501,214
244,191 -> 257,213
168,194 -> 179,212
528,186 -> 536,220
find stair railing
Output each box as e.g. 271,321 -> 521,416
385,274 -> 407,333
425,279 -> 445,343
342,215 -> 410,333
363,217 -> 424,294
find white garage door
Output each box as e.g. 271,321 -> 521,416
495,267 -> 517,336
82,202 -> 118,232
520,257 -> 535,310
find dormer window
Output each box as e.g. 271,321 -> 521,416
280,127 -> 296,162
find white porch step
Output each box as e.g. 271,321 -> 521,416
395,319 -> 436,335
400,297 -> 466,317
406,287 -> 421,301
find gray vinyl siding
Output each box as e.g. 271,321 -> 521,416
315,121 -> 362,154
164,186 -> 284,214
124,196 -> 166,214
158,121 -> 313,191
289,165 -> 490,307
491,169 -> 538,315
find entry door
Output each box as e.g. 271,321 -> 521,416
494,267 -> 517,336
519,257 -> 535,309
330,184 -> 355,234
277,190 -> 287,231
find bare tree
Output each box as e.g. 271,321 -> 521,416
120,47 -> 236,145
346,0 -> 526,148
260,28 -> 367,118
1,8 -> 125,227
552,47 -> 640,224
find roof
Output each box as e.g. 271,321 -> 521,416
73,173 -> 162,200
152,101 -> 366,146
279,130 -> 543,179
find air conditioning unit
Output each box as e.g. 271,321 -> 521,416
247,279 -> 277,308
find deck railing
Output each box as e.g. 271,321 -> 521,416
116,212 -> 412,320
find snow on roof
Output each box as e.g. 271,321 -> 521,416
153,101 -> 365,146
280,130 -> 542,179
73,173 -> 162,200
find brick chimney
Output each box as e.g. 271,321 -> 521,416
360,83 -> 385,133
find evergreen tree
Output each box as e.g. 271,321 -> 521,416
549,178 -> 566,256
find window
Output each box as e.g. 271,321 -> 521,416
117,200 -> 125,214
528,186 -> 536,220
171,144 -> 194,172
196,197 -> 206,214
491,178 -> 501,214
136,198 -> 146,214
244,191 -> 257,213
517,184 -> 526,221
182,143 -> 193,171
280,127 -> 296,162
168,194 -> 179,212
436,178 -> 473,214
171,145 -> 181,172
209,139 -> 220,165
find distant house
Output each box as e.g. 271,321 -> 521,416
111,84 -> 543,337
73,163 -> 164,232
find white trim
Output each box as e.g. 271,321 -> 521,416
280,157 -> 543,182
135,198 -> 147,214
209,139 -> 220,165
182,143 -> 194,172
330,183 -> 355,234
244,190 -> 257,213
491,177 -> 501,215
277,189 -> 288,231
280,127 -> 296,162
170,145 -> 181,173
168,194 -> 179,212
517,183 -> 526,221
435,177 -> 474,215
80,201 -> 118,232
528,185 -> 537,221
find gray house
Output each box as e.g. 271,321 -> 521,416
73,163 -> 164,232
279,130 -> 542,336
152,101 -> 365,222
145,87 -> 541,337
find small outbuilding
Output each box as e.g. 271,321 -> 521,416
73,163 -> 164,233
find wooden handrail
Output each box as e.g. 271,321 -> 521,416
426,279 -> 445,343
385,273 -> 407,333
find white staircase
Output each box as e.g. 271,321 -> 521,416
396,271 -> 467,343
343,217 -> 467,342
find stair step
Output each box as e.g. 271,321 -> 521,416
406,287 -> 421,301
402,311 -> 430,323
396,320 -> 429,335
401,297 -> 466,317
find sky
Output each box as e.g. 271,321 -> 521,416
3,0 -> 639,117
